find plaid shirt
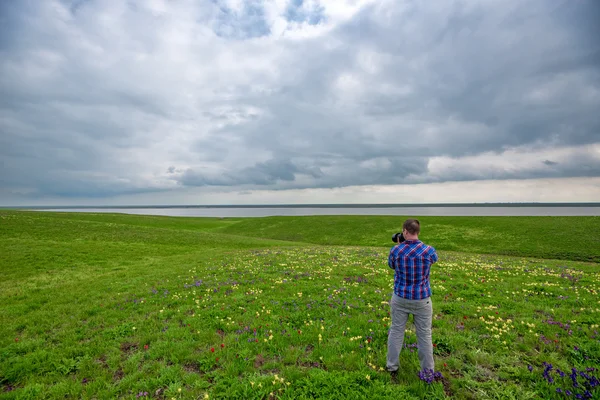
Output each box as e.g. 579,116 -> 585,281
388,240 -> 439,300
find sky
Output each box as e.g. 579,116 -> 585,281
1,0 -> 599,206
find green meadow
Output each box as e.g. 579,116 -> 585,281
1,210 -> 599,399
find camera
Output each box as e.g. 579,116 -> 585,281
392,232 -> 405,243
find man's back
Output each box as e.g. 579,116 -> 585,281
388,240 -> 438,300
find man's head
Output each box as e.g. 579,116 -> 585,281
402,219 -> 420,239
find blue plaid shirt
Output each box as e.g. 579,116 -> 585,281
388,240 -> 438,300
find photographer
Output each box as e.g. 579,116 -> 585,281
386,219 -> 439,382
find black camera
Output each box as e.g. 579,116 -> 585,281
392,232 -> 405,243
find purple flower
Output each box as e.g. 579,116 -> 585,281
528,365 -> 533,372
418,369 -> 442,384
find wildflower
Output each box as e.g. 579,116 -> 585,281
418,369 -> 443,384
178,388 -> 182,393
144,344 -> 149,350
210,347 -> 215,353
221,343 -> 225,348
366,375 -> 370,380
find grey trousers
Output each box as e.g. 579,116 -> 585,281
386,293 -> 434,372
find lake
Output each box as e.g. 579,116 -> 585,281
33,205 -> 600,217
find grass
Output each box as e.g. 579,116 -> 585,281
0,210 -> 599,399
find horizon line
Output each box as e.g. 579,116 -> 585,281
2,202 -> 600,209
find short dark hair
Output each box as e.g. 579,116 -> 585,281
403,219 -> 420,235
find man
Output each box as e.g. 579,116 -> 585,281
386,218 -> 439,382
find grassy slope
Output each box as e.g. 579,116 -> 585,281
4,211 -> 599,264
0,212 -> 296,283
216,215 -> 600,263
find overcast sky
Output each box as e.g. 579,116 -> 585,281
1,0 -> 599,206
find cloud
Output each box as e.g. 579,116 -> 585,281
423,144 -> 600,183
177,158 -> 323,187
0,0 -> 599,204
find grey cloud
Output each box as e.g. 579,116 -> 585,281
177,159 -> 323,187
334,1 -> 600,151
422,151 -> 600,184
1,0 -> 599,203
208,0 -> 600,171
175,155 -> 427,190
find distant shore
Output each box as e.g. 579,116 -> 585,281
3,202 -> 600,209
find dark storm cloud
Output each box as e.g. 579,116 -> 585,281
179,159 -> 323,187
0,0 -> 599,202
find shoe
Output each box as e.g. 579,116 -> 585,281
390,370 -> 399,384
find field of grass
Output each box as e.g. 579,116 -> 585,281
1,210 -> 599,399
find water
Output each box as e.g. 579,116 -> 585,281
33,206 -> 600,217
